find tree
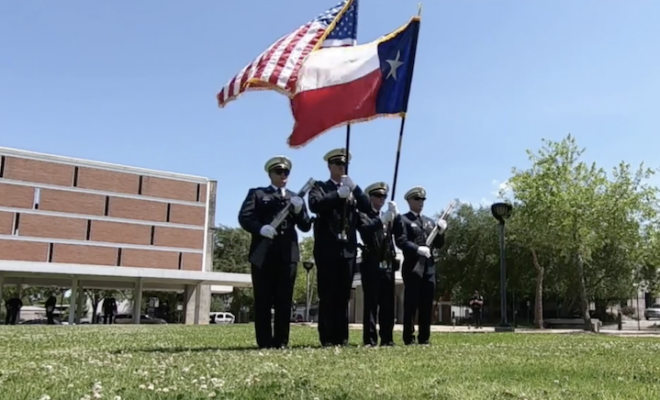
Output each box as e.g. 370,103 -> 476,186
213,225 -> 254,319
505,134 -> 659,329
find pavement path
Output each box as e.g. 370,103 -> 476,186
297,322 -> 660,337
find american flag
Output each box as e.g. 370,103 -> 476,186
216,0 -> 358,108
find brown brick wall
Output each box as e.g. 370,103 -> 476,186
182,252 -> 203,271
52,243 -> 117,266
142,176 -> 198,202
18,214 -> 87,240
0,211 -> 13,235
153,226 -> 204,249
3,157 -> 74,186
77,167 -> 139,195
121,248 -> 180,269
0,239 -> 48,261
0,183 -> 34,209
108,197 -> 167,222
39,189 -> 106,215
90,220 -> 151,245
169,203 -> 205,226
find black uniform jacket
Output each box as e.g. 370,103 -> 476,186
392,212 -> 445,275
238,185 -> 312,265
357,209 -> 400,272
308,179 -> 371,258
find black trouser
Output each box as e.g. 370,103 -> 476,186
46,309 -> 55,325
402,271 -> 436,344
251,259 -> 297,349
5,307 -> 19,325
316,254 -> 355,346
472,308 -> 482,327
361,265 -> 395,345
103,313 -> 114,324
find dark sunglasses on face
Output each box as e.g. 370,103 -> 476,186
371,193 -> 387,199
273,168 -> 290,176
413,197 -> 426,201
330,161 -> 346,166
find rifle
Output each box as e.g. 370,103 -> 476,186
378,220 -> 398,270
249,178 -> 316,268
412,200 -> 456,276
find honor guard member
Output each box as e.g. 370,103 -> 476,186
392,186 -> 447,345
356,182 -> 399,346
308,148 -> 371,346
238,156 -> 312,349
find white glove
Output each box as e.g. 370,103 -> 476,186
437,219 -> 447,233
337,185 -> 351,198
290,196 -> 304,214
340,175 -> 356,190
417,246 -> 431,258
379,210 -> 394,224
387,201 -> 398,216
259,225 -> 277,239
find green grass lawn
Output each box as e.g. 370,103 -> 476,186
1,324 -> 660,399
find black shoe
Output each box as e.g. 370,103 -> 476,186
380,341 -> 395,347
418,340 -> 430,346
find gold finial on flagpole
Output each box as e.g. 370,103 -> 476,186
417,3 -> 422,16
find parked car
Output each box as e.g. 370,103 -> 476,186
114,314 -> 167,324
210,312 -> 235,324
644,304 -> 660,320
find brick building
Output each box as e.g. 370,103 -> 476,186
0,146 -> 251,324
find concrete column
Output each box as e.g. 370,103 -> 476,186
16,279 -> 23,322
69,279 -> 78,325
133,279 -> 143,324
75,284 -> 84,324
0,274 -> 4,321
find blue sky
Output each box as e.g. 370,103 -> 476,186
2,0 -> 658,233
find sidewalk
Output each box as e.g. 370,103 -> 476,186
298,323 -> 660,337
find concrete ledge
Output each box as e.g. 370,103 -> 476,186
494,326 -> 516,333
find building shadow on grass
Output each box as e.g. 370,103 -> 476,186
112,343 -> 361,354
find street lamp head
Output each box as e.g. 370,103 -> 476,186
302,261 -> 315,271
491,202 -> 513,224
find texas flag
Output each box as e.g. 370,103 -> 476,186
287,17 -> 420,148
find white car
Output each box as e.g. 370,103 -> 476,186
210,312 -> 235,324
644,304 -> 660,320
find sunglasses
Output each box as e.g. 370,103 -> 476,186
330,160 -> 346,166
272,168 -> 290,176
370,193 -> 387,199
412,197 -> 426,201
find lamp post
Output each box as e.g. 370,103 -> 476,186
491,202 -> 514,332
302,261 -> 315,322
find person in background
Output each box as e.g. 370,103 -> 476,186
470,290 -> 484,329
5,297 -> 23,325
103,297 -> 117,324
45,295 -> 57,325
